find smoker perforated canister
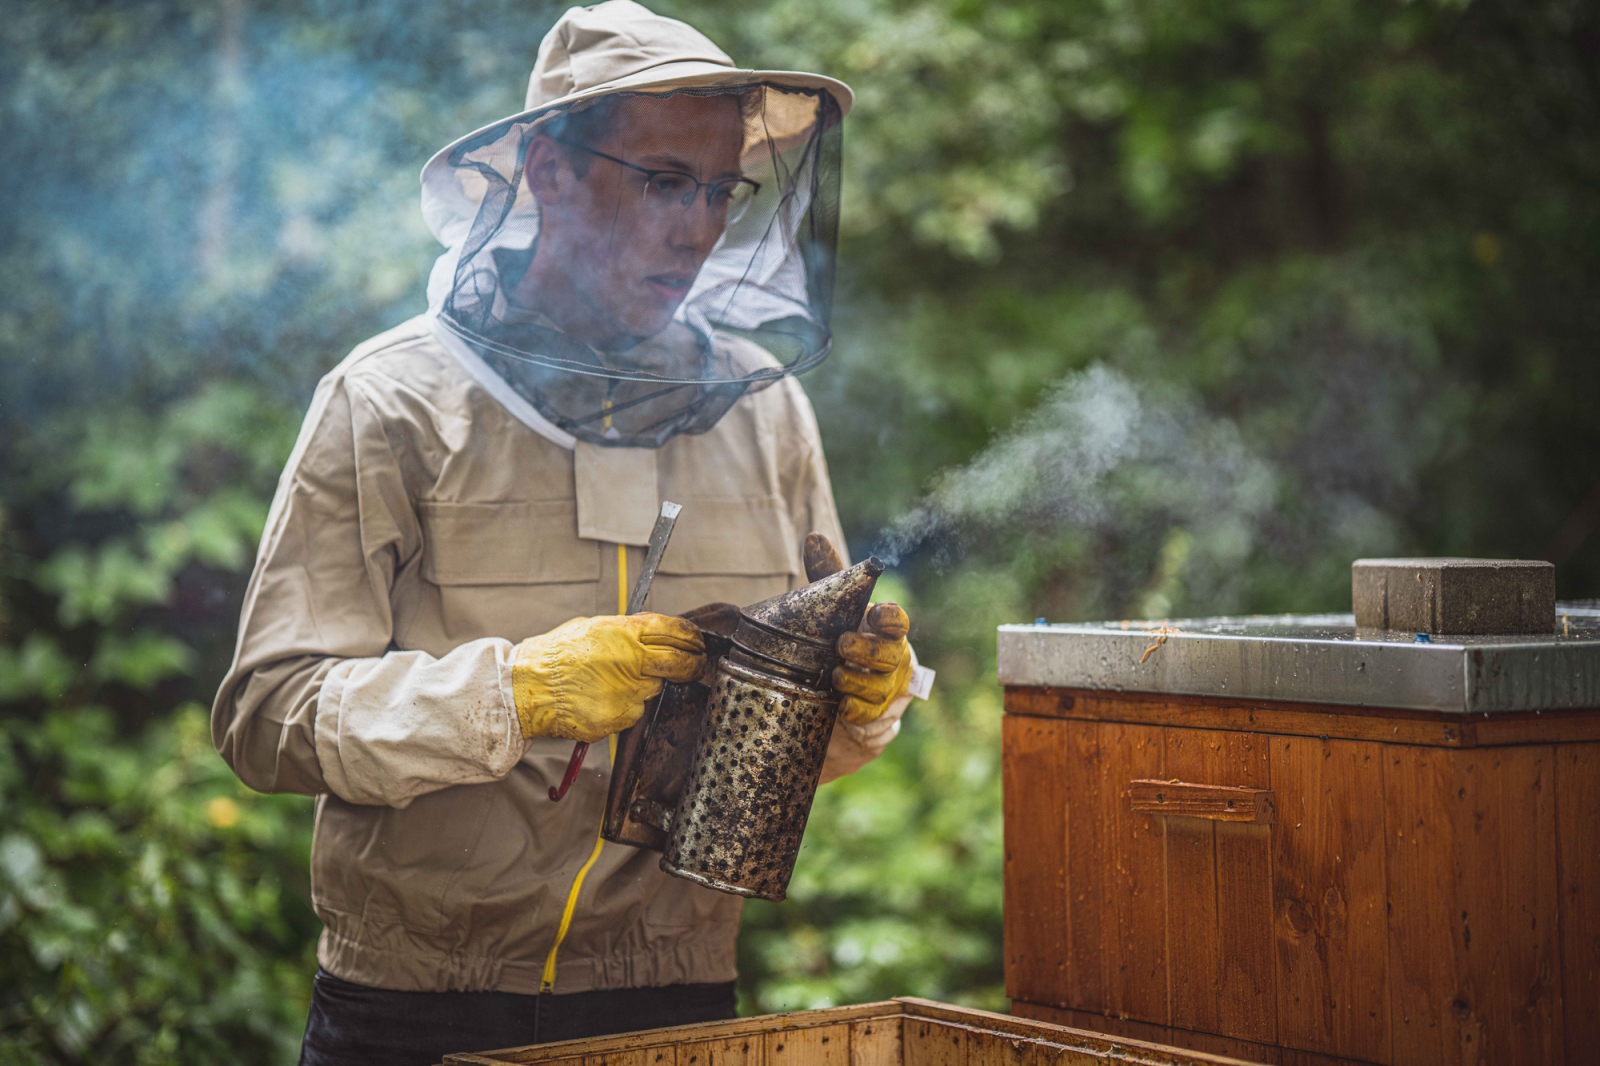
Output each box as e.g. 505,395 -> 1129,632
659,558 -> 884,901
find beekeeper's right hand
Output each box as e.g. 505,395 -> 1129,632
512,614 -> 705,742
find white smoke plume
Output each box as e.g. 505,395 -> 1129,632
873,364 -> 1279,614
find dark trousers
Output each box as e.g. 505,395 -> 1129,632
299,969 -> 738,1066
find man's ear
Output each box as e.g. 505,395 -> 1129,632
523,135 -> 571,206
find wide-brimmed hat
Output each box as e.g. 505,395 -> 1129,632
420,0 -> 852,240
419,1 -> 851,449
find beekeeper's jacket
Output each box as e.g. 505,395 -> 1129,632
212,315 -> 894,994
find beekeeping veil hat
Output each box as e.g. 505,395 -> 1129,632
421,0 -> 851,449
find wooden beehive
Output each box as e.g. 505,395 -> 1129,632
440,998 -> 1265,1066
998,612 -> 1600,1065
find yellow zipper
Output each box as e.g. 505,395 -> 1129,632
539,730 -> 616,993
617,543 -> 629,614
539,547 -> 629,993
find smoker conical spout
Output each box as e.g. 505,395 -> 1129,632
728,557 -> 885,686
744,557 -> 885,642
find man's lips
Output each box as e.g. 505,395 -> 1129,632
645,273 -> 694,300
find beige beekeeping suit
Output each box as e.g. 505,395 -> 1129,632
211,316 -> 904,993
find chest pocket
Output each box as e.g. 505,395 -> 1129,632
649,496 -> 802,615
418,500 -> 600,585
415,500 -> 599,643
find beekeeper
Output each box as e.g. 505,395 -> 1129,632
211,3 -> 930,1064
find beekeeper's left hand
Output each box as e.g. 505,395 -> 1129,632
833,602 -> 913,725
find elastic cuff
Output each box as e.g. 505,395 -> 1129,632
511,638 -> 546,739
312,658 -> 360,802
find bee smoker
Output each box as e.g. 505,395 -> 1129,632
602,539 -> 884,902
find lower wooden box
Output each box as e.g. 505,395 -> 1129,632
440,998 -> 1269,1066
1001,687 -> 1600,1065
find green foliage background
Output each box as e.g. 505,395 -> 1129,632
2,0 -> 1597,1060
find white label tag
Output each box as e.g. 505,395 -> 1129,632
907,663 -> 936,701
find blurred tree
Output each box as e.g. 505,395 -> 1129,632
680,0 -> 1600,607
2,0 -> 1597,1058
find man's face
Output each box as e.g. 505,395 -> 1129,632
533,94 -> 746,345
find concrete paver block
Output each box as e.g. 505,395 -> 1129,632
1352,558 -> 1555,634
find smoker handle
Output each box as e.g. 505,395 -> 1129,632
1127,779 -> 1275,824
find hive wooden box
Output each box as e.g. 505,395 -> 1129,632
1002,691 -> 1600,1065
998,609 -> 1600,1066
441,998 -> 1266,1066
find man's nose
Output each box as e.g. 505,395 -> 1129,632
670,197 -> 726,257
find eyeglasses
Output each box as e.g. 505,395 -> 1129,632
552,137 -> 761,224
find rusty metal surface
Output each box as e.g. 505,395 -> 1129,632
729,613 -> 836,686
602,601 -> 735,850
741,559 -> 884,662
660,660 -> 837,900
659,557 -> 884,900
997,606 -> 1600,713
603,680 -> 707,849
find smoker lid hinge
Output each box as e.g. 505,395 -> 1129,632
630,798 -> 674,832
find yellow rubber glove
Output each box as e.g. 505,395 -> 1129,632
512,614 -> 705,742
832,602 -> 914,725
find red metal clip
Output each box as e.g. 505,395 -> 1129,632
548,741 -> 588,801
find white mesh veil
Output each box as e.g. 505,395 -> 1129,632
421,82 -> 843,448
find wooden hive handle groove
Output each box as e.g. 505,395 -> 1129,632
1126,778 -> 1275,824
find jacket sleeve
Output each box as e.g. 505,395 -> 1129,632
211,370 -> 526,808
